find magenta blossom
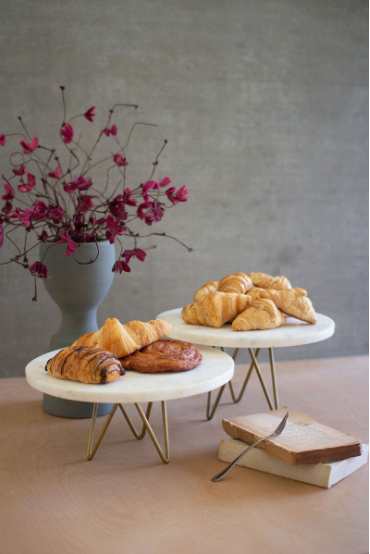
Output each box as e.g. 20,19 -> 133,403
142,181 -> 156,196
103,124 -> 117,137
77,176 -> 93,191
113,153 -> 128,167
20,137 -> 38,154
77,195 -> 94,214
166,185 -> 188,205
29,261 -> 48,279
47,205 -> 64,223
1,183 -> 14,201
33,200 -> 47,219
0,135 -> 6,146
13,165 -> 27,176
64,175 -> 93,193
61,124 -> 74,144
109,195 -> 127,220
112,260 -> 131,273
2,201 -> 12,215
151,176 -> 172,190
137,201 -> 164,226
48,167 -> 62,179
123,187 -> 137,207
9,207 -> 33,227
18,173 -> 36,193
106,215 -> 126,243
38,229 -> 48,242
84,106 -> 96,122
58,232 -> 77,256
123,248 -> 146,262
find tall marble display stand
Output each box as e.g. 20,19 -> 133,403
157,309 -> 335,420
26,345 -> 234,464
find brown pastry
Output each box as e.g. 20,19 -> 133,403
73,318 -> 173,358
232,298 -> 286,331
45,346 -> 124,384
182,291 -> 251,328
258,289 -> 317,324
248,273 -> 291,290
120,339 -> 202,373
194,281 -> 219,302
247,287 -> 266,301
217,272 -> 253,294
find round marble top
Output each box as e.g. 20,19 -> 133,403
156,308 -> 335,349
25,345 -> 234,404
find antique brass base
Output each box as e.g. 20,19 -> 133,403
206,347 -> 279,420
87,401 -> 170,463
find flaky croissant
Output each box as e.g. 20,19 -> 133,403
194,281 -> 219,302
73,318 -> 173,358
248,273 -> 292,290
217,272 -> 253,294
232,298 -> 286,331
257,289 -> 317,324
45,346 -> 125,384
182,292 -> 251,328
247,287 -> 266,301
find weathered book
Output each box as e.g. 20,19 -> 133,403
218,439 -> 368,488
222,408 -> 362,465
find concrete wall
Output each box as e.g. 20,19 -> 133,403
0,0 -> 368,377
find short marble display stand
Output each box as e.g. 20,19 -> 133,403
157,309 -> 335,420
25,345 -> 234,464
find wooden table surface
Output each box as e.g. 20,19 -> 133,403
1,356 -> 368,554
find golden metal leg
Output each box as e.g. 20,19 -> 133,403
248,348 -> 274,410
86,401 -> 169,463
269,348 -> 279,409
228,348 -> 261,403
206,384 -> 226,421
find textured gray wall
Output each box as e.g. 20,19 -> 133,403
0,0 -> 368,377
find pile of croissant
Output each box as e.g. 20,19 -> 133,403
181,272 -> 317,331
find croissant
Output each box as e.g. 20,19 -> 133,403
247,287 -> 266,301
73,318 -> 173,358
257,289 -> 317,324
248,273 -> 292,290
217,272 -> 253,294
194,281 -> 219,302
232,298 -> 286,331
45,346 -> 125,384
182,292 -> 251,328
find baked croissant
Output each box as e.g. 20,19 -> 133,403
257,289 -> 317,324
73,318 -> 173,358
45,346 -> 124,384
247,287 -> 266,301
217,272 -> 253,294
182,292 -> 251,328
232,298 -> 286,331
248,273 -> 292,290
194,281 -> 219,302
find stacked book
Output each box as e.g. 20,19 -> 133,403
219,408 -> 368,488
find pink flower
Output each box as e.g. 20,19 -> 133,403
142,181 -> 156,196
2,202 -> 12,215
106,215 -> 126,244
113,153 -> 128,167
84,106 -> 96,122
47,205 -> 64,223
112,260 -> 131,273
29,261 -> 48,279
159,176 -> 171,188
103,124 -> 117,137
48,167 -> 62,179
64,175 -> 92,194
0,135 -> 6,146
13,165 -> 27,176
123,248 -> 146,263
18,173 -> 36,193
9,207 -> 33,227
137,201 -> 164,226
109,195 -> 127,220
38,229 -> 48,242
1,183 -> 14,201
0,225 -> 3,247
166,185 -> 188,205
32,200 -> 47,219
58,232 -> 77,256
61,124 -> 74,144
77,195 -> 94,214
77,176 -> 93,191
123,187 -> 137,207
20,137 -> 38,154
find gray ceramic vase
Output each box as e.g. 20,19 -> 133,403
40,240 -> 116,419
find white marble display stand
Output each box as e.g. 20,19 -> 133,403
157,309 -> 335,418
26,345 -> 234,463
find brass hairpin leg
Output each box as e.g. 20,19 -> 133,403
228,347 -> 261,403
86,401 -> 169,463
269,348 -> 279,409
206,384 -> 227,421
248,348 -> 274,410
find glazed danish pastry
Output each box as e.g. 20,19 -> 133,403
120,339 -> 202,373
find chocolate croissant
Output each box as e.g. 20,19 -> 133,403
45,346 -> 125,384
248,273 -> 291,291
217,272 -> 253,294
73,318 -> 173,359
182,291 -> 251,328
232,298 -> 286,331
194,281 -> 219,302
258,288 -> 317,324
